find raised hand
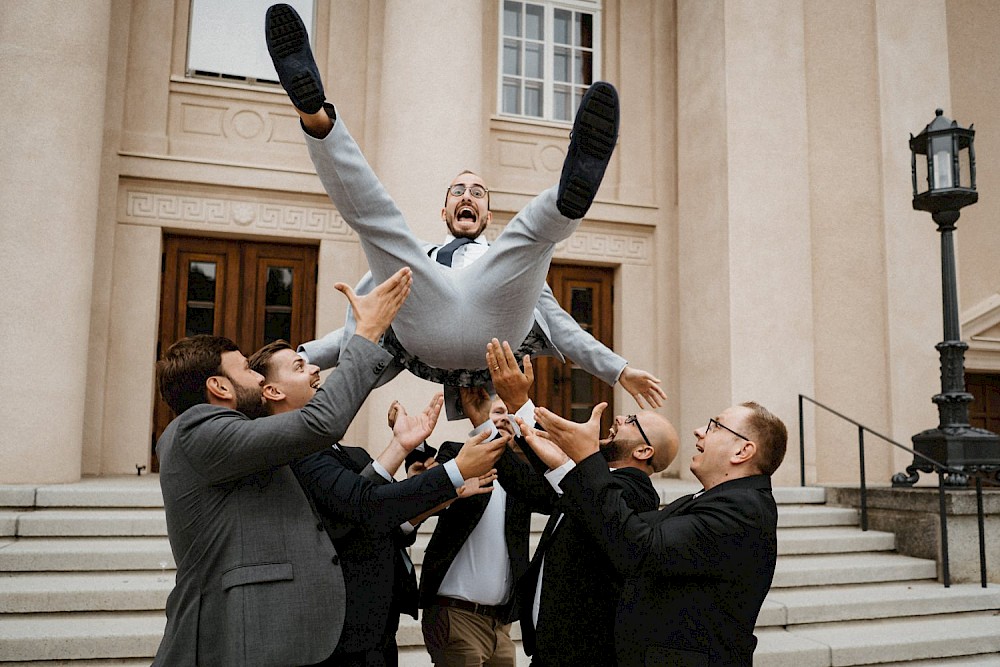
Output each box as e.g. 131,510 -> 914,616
454,430 -> 509,479
407,456 -> 438,478
391,393 -> 444,452
339,266 -> 412,342
457,469 -> 498,498
513,417 -> 569,470
486,338 -> 533,412
619,366 -> 667,409
533,403 -> 605,464
459,386 -> 493,429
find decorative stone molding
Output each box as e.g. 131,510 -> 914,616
486,223 -> 652,266
123,189 -> 354,240
122,188 -> 651,264
963,294 -> 1000,353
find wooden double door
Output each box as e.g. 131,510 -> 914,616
153,235 -> 318,468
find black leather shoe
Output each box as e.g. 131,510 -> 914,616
556,81 -> 619,220
265,4 -> 325,114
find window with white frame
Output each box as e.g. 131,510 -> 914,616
499,0 -> 601,123
187,0 -> 315,84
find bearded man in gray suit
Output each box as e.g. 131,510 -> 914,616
152,268 -> 509,666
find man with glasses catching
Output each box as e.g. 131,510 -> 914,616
265,4 -> 666,418
482,339 -> 678,667
524,400 -> 787,666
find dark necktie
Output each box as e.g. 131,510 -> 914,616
435,236 -> 475,267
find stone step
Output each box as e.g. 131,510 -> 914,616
777,504 -> 859,528
1,477 -> 824,511
0,478 -> 164,510
12,511 -> 167,538
771,552 -> 937,588
878,655 -> 1000,666
776,526 -> 895,555
3,504 -> 864,542
6,606 -> 998,666
0,512 -> 18,537
758,581 -> 1000,626
0,572 -> 172,613
753,611 -> 1000,666
0,539 -> 174,572
0,661 -> 153,666
0,612 -> 165,662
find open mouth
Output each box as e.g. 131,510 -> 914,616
457,205 -> 477,222
310,376 -> 321,389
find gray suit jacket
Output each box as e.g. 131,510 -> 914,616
153,336 -> 392,667
300,259 -> 626,389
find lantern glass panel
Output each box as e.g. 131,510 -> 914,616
930,135 -> 954,190
959,147 -> 971,188
915,151 -> 928,195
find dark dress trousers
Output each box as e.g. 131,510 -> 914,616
417,441 -> 552,618
292,443 -> 459,660
559,453 -> 778,667
153,337 -> 391,667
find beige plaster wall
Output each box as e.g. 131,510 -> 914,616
947,0 -> 1000,373
676,0 -> 735,480
0,0 -> 111,483
803,1 -> 894,483
99,224 -> 162,474
874,0 -> 954,479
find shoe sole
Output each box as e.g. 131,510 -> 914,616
266,5 -> 325,113
559,83 -> 618,219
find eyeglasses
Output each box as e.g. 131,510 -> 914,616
624,414 -> 652,449
448,184 -> 489,199
706,418 -> 750,442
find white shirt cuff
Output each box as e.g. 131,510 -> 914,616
543,459 -> 576,494
370,459 -> 393,482
443,458 -> 466,489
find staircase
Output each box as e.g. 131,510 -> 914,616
1,477 -> 998,666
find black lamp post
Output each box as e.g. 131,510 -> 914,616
893,109 -> 1000,487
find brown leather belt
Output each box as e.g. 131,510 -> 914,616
433,595 -> 508,620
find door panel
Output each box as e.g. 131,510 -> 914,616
530,264 -> 615,437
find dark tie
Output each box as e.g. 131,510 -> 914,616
435,237 -> 475,267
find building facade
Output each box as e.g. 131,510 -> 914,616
2,0 -> 999,488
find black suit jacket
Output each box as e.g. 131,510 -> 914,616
559,453 -> 778,667
292,445 -> 457,653
417,440 -> 552,620
502,441 -> 659,666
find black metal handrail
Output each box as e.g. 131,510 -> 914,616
798,394 -> 991,588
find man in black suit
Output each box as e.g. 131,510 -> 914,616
483,339 -> 678,666
530,399 -> 787,667
248,340 -> 506,667
417,389 -> 552,666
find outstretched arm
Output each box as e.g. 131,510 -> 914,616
535,285 -> 665,407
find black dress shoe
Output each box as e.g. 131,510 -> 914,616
556,81 -> 619,220
265,4 -> 325,114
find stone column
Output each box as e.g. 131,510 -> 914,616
0,0 -> 111,482
359,0 -> 491,448
873,0 -> 954,476
677,0 -> 816,486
